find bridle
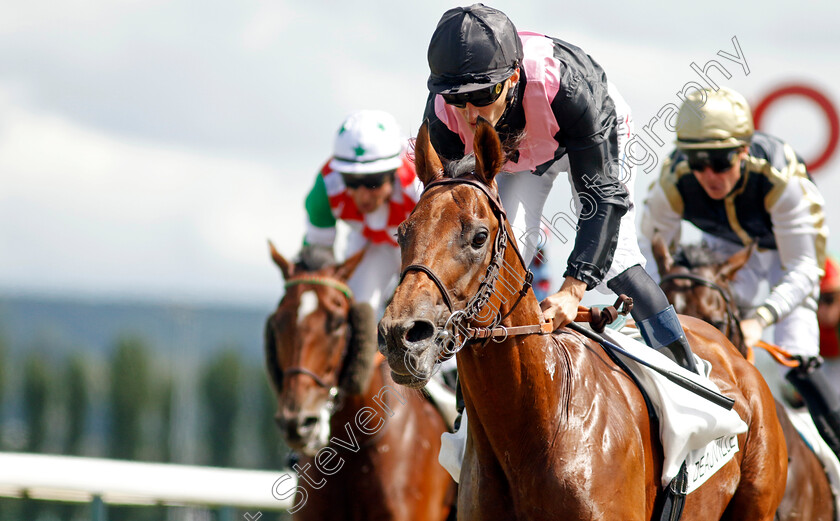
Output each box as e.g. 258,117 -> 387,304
399,175 -> 552,354
659,271 -> 745,349
278,275 -> 355,410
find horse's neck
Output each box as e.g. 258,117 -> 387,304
330,359 -> 399,450
458,245 -> 571,455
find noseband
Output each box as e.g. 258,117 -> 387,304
659,272 -> 744,347
400,175 -> 550,353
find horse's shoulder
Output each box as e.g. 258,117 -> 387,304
551,329 -> 640,387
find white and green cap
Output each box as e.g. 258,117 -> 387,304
676,86 -> 754,150
329,110 -> 404,174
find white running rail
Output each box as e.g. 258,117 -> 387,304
0,452 -> 293,511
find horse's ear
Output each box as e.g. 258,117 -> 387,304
718,243 -> 754,281
473,117 -> 505,186
651,233 -> 673,277
414,120 -> 444,186
335,248 -> 366,282
269,240 -> 294,280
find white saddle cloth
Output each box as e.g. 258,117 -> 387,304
440,327 -> 748,492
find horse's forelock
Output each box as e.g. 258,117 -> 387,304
443,154 -> 476,179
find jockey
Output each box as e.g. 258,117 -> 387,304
817,256 -> 840,397
299,110 -> 422,317
423,4 -> 700,373
641,86 -> 840,458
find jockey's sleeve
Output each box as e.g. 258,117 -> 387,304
758,174 -> 827,324
554,76 -> 630,289
640,156 -> 684,248
303,173 -> 337,247
423,92 -> 467,162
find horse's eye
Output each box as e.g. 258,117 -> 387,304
472,231 -> 488,248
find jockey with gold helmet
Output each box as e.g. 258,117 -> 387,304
641,86 -> 840,458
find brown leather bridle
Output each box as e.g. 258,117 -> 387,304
277,275 -> 355,409
659,272 -> 745,351
399,175 -> 552,354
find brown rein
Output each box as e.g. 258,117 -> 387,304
659,272 -> 801,368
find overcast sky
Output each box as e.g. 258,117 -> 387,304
2,0 -> 839,307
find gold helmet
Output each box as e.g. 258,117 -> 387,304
676,86 -> 754,149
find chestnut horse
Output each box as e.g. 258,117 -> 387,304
265,243 -> 455,521
379,119 -> 787,520
652,237 -> 836,521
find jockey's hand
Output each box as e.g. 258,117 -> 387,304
740,318 -> 764,348
540,276 -> 587,331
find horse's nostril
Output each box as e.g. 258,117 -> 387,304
405,320 -> 435,343
301,416 -> 319,430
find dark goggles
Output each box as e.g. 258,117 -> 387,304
820,292 -> 838,305
441,82 -> 505,109
685,147 -> 741,173
340,170 -> 394,190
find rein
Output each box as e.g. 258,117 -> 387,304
399,176 -> 551,351
659,270 -> 807,371
659,272 -> 745,351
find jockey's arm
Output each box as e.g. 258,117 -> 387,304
754,174 -> 826,327
639,156 -> 685,271
556,82 -> 630,291
300,171 -> 338,269
541,95 -> 632,327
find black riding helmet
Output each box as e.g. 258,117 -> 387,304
427,4 -> 523,95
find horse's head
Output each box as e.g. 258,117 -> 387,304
379,118 -> 517,388
264,242 -> 376,455
652,233 -> 752,351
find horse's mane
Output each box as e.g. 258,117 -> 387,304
406,128 -> 526,177
674,243 -> 719,269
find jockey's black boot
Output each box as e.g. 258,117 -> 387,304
636,305 -> 699,374
786,359 -> 840,458
607,265 -> 699,374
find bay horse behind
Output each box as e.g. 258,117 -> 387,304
265,243 -> 455,521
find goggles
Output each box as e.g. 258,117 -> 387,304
340,170 -> 394,190
820,292 -> 838,305
441,82 -> 505,109
685,147 -> 741,173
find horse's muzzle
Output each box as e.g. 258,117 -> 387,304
378,317 -> 440,387
276,410 -> 328,455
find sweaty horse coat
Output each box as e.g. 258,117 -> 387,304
379,119 -> 788,520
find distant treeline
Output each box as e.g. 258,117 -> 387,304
0,329 -> 290,521
0,295 -> 269,361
